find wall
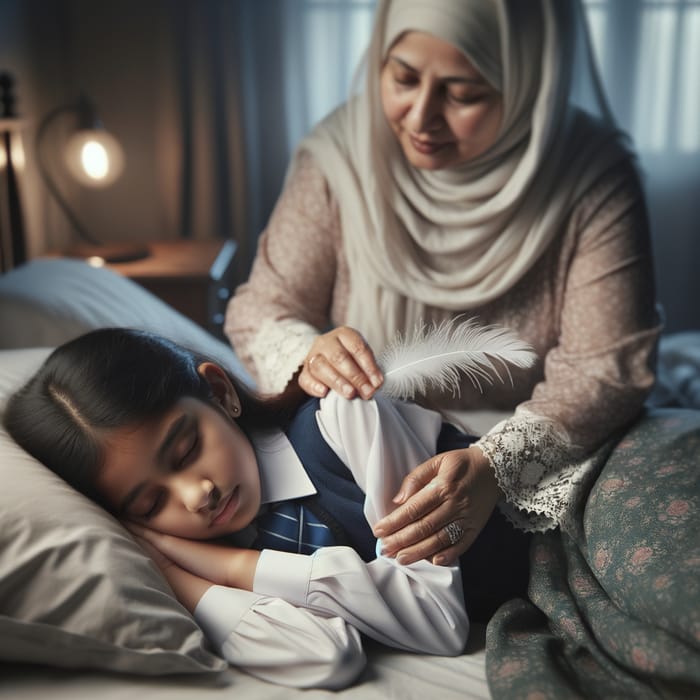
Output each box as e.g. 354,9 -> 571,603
0,0 -> 185,257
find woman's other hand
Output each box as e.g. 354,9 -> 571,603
299,326 -> 384,399
373,446 -> 502,566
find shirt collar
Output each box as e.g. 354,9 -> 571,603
250,429 -> 317,504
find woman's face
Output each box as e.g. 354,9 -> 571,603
96,386 -> 261,540
380,31 -> 502,169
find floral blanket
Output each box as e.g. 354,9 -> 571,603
485,408 -> 700,699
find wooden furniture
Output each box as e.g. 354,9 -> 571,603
91,239 -> 237,339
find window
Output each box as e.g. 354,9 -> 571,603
583,0 -> 700,153
282,0 -> 375,153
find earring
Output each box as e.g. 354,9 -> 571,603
232,405 -> 240,416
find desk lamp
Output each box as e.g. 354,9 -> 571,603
37,95 -> 149,264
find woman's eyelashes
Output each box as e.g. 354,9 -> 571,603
391,70 -> 486,106
392,68 -> 418,87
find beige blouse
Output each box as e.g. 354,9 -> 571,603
226,151 -> 660,532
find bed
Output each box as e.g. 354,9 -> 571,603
1,258 -> 698,699
0,258 -> 490,700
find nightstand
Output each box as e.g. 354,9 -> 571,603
102,239 -> 237,339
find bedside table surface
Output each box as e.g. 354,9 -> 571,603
108,240 -> 230,279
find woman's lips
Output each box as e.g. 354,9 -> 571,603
409,134 -> 448,155
210,486 -> 239,527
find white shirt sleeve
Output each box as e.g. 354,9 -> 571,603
254,392 -> 469,656
194,585 -> 365,689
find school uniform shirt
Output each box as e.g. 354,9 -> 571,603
193,391 -> 468,688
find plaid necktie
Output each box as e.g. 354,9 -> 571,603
254,500 -> 336,554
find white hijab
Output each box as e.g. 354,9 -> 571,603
294,0 -> 631,350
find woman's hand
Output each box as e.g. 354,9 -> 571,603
298,326 -> 383,399
372,446 -> 503,566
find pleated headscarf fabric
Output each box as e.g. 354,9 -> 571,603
294,0 -> 631,350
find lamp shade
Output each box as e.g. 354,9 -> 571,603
64,127 -> 124,187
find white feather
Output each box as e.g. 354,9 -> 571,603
378,317 -> 537,400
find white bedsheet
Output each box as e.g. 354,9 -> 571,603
1,636 -> 489,700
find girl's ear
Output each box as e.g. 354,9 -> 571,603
197,362 -> 241,419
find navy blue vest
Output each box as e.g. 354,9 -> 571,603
284,398 -> 475,563
284,397 -> 532,622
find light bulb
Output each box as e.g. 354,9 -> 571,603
80,140 -> 109,180
65,128 -> 124,187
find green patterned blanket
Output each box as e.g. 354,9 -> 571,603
486,408 -> 700,699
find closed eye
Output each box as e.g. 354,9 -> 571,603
175,427 -> 200,471
447,90 -> 488,105
393,72 -> 418,87
142,491 -> 165,520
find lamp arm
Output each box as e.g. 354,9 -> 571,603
35,103 -> 102,247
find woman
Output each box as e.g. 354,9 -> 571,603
226,0 -> 660,567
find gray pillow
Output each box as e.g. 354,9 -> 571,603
0,258 -> 252,676
0,347 -> 228,674
0,258 -> 252,386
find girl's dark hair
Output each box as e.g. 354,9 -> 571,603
3,327 -> 303,508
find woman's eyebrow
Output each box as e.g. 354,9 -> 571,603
388,55 -> 485,85
388,55 -> 418,72
119,413 -> 188,514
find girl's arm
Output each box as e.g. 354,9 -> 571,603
251,392 -> 468,656
130,525 -> 259,590
130,529 -> 365,689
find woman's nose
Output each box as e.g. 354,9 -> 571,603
180,477 -> 217,513
407,85 -> 442,132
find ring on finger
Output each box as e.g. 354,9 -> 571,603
443,521 -> 464,546
308,354 -> 321,367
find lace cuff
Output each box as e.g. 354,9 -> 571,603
249,318 -> 319,394
475,410 -> 610,533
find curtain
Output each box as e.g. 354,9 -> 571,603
158,0 -> 250,264
234,0 -> 375,274
584,0 -> 700,333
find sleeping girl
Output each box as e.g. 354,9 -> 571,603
3,327 -> 530,689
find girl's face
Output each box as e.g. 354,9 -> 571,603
96,365 -> 261,539
380,31 -> 502,170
